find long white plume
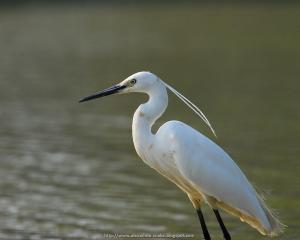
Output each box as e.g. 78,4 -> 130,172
163,81 -> 217,138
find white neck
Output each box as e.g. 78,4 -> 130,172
132,81 -> 168,159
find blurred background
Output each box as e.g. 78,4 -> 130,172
0,1 -> 299,239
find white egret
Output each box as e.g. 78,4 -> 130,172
79,71 -> 284,239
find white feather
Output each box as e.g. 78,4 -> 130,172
163,81 -> 217,137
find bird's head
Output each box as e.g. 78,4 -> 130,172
120,71 -> 160,93
79,71 -> 217,137
79,71 -> 159,102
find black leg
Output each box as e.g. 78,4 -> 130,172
213,209 -> 231,240
196,209 -> 211,240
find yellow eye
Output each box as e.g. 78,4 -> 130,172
129,79 -> 137,86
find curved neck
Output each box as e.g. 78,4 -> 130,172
132,82 -> 168,158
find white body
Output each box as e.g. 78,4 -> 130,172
126,72 -> 283,236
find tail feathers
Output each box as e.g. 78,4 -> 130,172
211,194 -> 285,237
256,193 -> 286,236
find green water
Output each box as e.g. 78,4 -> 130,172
0,4 -> 299,240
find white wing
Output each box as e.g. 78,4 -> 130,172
155,120 -> 283,236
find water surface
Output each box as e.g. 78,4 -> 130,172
0,4 -> 299,239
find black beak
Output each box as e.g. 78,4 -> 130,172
79,84 -> 126,103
